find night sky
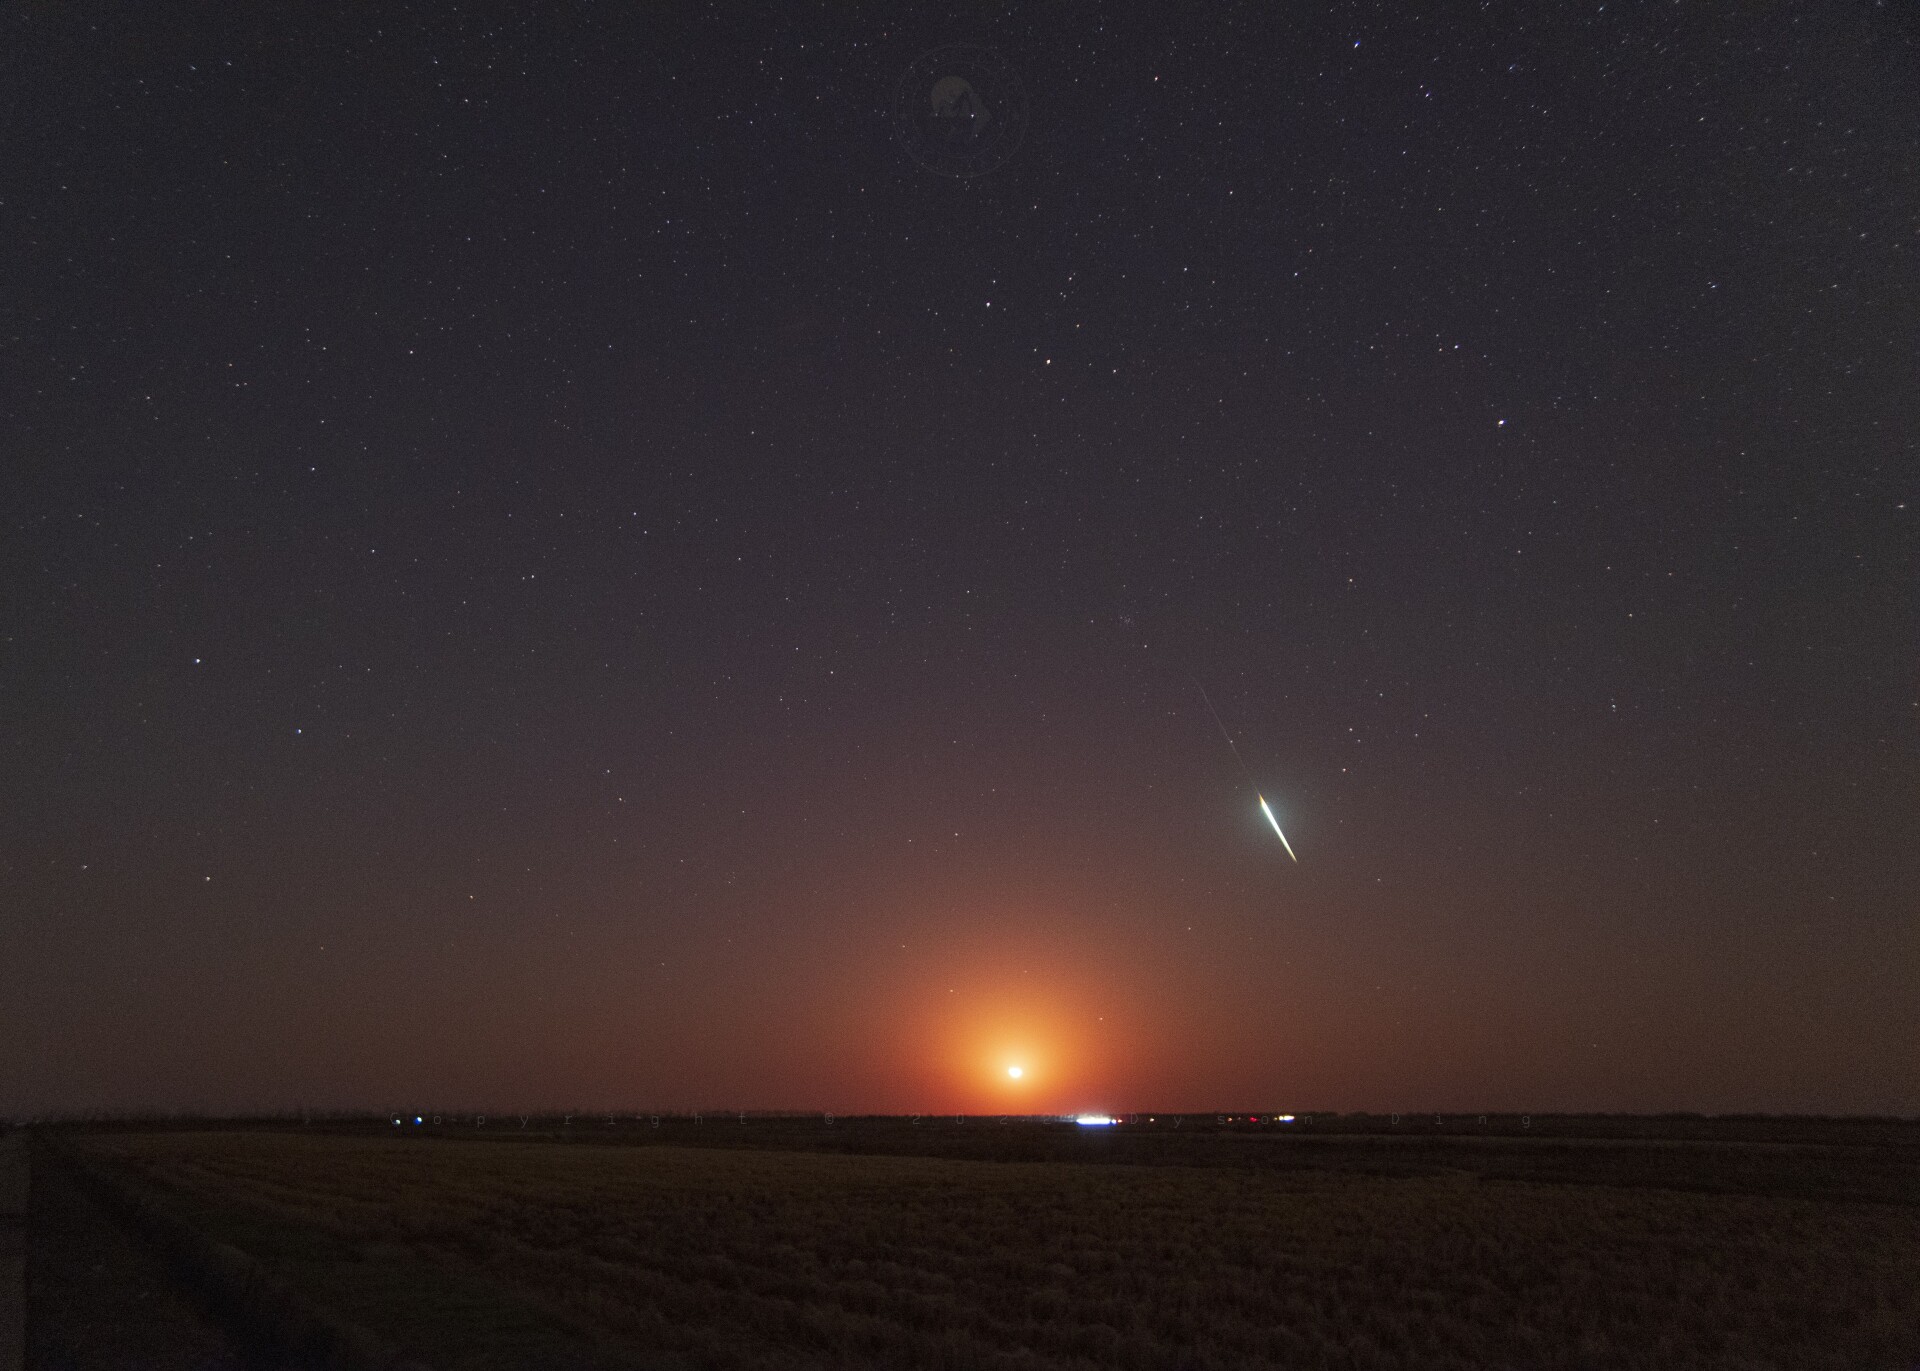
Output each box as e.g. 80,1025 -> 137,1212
6,2 -> 1916,1119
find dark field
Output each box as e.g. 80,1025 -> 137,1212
26,1117 -> 1920,1370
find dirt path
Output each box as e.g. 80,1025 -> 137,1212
23,1141 -> 250,1371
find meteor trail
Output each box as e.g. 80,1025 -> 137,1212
1193,677 -> 1299,862
1194,680 -> 1254,785
1259,794 -> 1300,863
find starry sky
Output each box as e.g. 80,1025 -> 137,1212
5,2 -> 1916,1118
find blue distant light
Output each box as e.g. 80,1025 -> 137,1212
1074,1114 -> 1115,1126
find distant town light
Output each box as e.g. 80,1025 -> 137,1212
1075,1114 -> 1115,1126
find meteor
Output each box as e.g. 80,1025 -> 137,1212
1258,794 -> 1299,863
1194,677 -> 1300,862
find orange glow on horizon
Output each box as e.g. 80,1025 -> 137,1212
850,887 -> 1194,1116
923,965 -> 1110,1114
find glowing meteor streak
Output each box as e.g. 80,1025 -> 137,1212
1258,794 -> 1299,862
1194,676 -> 1300,862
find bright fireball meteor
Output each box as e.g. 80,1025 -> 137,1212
1258,794 -> 1299,862
1194,676 -> 1301,863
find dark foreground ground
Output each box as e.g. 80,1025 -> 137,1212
19,1116 -> 1920,1370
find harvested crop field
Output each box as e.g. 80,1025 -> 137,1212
47,1126 -> 1920,1370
